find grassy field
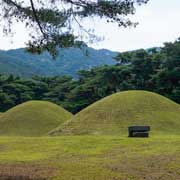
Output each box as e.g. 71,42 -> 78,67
51,91 -> 180,136
0,91 -> 179,179
0,101 -> 73,136
0,135 -> 179,180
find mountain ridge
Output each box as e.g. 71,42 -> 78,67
0,46 -> 118,77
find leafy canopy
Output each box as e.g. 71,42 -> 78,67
0,0 -> 148,57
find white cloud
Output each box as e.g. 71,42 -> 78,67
90,0 -> 180,51
0,0 -> 180,51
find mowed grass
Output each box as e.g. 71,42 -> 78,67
0,135 -> 179,180
0,91 -> 179,179
0,101 -> 73,136
51,91 -> 180,136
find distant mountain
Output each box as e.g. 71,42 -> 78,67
0,45 -> 118,77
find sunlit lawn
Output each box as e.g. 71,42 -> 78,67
0,135 -> 179,180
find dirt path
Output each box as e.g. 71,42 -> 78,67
0,164 -> 56,180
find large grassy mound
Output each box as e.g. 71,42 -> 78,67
50,91 -> 180,136
0,101 -> 73,136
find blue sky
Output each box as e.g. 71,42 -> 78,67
0,0 -> 180,52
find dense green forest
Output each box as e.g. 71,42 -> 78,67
0,39 -> 179,113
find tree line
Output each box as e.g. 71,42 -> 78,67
0,39 -> 179,113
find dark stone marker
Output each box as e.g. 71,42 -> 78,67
128,126 -> 150,138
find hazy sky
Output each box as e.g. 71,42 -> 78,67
0,0 -> 180,52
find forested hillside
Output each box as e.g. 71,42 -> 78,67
0,44 -> 117,77
0,39 -> 179,113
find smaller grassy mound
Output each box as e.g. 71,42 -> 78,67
0,101 -> 72,136
50,91 -> 180,136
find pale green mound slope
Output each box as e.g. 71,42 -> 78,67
0,101 -> 73,136
50,91 -> 180,136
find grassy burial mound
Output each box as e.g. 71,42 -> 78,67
50,91 -> 180,136
0,101 -> 73,136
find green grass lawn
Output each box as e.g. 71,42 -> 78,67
0,135 -> 179,180
0,91 -> 179,179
